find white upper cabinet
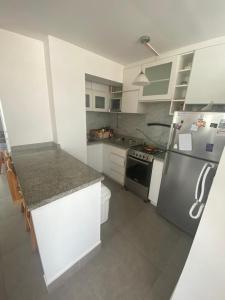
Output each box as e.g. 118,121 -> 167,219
121,90 -> 145,114
93,91 -> 109,112
140,57 -> 177,101
85,88 -> 93,111
186,44 -> 225,104
85,81 -> 109,112
123,66 -> 141,92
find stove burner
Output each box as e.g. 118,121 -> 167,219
128,144 -> 164,162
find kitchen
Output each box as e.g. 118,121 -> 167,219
1,1 -> 225,300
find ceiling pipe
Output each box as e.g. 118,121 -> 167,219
140,35 -> 159,56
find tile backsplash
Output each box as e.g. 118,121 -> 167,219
111,103 -> 172,147
86,112 -> 112,132
86,103 -> 172,147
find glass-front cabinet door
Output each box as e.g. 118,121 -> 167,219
85,89 -> 93,111
93,91 -> 109,112
140,57 -> 177,101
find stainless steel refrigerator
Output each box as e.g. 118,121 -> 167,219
157,111 -> 225,236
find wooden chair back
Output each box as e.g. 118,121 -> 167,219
0,151 -> 4,173
6,164 -> 22,202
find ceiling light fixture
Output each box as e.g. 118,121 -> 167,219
133,35 -> 159,86
133,70 -> 149,86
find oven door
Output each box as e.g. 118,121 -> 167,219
126,156 -> 152,187
125,156 -> 152,200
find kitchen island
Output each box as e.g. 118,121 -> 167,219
11,143 -> 104,286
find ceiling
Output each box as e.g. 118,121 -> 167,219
1,0 -> 225,64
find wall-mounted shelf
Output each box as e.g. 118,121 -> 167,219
173,99 -> 186,102
178,68 -> 192,73
149,78 -> 170,84
170,52 -> 194,115
175,84 -> 188,88
111,91 -> 123,94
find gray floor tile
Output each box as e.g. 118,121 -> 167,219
0,200 -> 20,222
2,243 -> 46,300
0,263 -> 7,300
100,220 -> 118,245
119,206 -> 184,271
71,232 -> 160,300
108,189 -> 146,229
0,213 -> 30,256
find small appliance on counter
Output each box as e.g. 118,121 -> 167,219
125,144 -> 165,201
157,111 -> 225,236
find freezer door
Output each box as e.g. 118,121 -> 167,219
168,111 -> 225,162
157,151 -> 216,236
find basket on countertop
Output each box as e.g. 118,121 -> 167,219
89,128 -> 113,140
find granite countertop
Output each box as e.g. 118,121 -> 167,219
87,137 -> 139,150
11,146 -> 104,210
153,151 -> 166,161
88,138 -> 167,161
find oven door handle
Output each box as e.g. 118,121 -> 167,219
127,156 -> 150,165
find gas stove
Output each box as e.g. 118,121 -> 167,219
128,144 -> 164,162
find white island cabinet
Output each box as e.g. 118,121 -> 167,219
148,158 -> 164,206
186,43 -> 225,104
32,182 -> 101,285
12,145 -> 103,286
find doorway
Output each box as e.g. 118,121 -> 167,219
0,99 -> 10,153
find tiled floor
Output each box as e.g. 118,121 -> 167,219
0,174 -> 192,300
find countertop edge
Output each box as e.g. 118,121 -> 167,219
29,175 -> 104,210
88,140 -> 166,161
87,139 -> 130,150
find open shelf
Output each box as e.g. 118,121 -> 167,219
169,100 -> 185,115
170,51 -> 194,115
178,68 -> 191,73
176,84 -> 188,88
179,52 -> 194,70
149,78 -> 170,84
111,91 -> 122,94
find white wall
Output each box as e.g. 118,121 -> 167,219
48,36 -> 123,162
0,29 -> 53,146
171,147 -> 225,300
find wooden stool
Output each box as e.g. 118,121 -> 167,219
6,163 -> 37,251
0,151 -> 4,173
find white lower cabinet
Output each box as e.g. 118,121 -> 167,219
87,144 -> 103,173
87,143 -> 127,185
148,159 -> 164,206
103,144 -> 127,185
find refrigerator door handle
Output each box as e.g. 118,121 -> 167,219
190,163 -> 215,219
167,123 -> 176,150
198,163 -> 215,203
194,163 -> 208,201
189,202 -> 205,220
162,151 -> 170,176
